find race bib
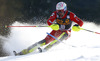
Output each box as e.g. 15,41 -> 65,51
56,19 -> 70,25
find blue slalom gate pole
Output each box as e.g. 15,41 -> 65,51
46,32 -> 61,42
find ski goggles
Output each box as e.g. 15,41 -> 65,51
57,10 -> 65,14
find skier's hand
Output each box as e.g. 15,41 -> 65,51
72,24 -> 81,32
50,24 -> 59,30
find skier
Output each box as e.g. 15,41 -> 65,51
14,1 -> 83,55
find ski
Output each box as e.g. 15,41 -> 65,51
13,47 -> 43,56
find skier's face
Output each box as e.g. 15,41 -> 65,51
57,10 -> 65,18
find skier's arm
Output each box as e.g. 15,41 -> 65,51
47,12 -> 60,30
70,12 -> 83,27
47,12 -> 56,26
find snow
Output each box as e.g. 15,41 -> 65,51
0,21 -> 100,61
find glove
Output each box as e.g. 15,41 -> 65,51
50,24 -> 59,30
72,24 -> 81,32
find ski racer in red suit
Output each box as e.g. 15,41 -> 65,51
14,2 -> 83,55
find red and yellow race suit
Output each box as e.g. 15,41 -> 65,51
45,10 -> 83,44
16,11 -> 84,55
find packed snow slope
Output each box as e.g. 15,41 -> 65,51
0,21 -> 100,61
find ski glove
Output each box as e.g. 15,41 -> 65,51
50,24 -> 59,30
72,24 -> 81,32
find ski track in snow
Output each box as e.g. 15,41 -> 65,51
0,21 -> 100,61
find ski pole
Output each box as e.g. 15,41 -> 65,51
5,25 -> 49,28
5,24 -> 57,28
5,24 -> 59,30
80,28 -> 100,35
